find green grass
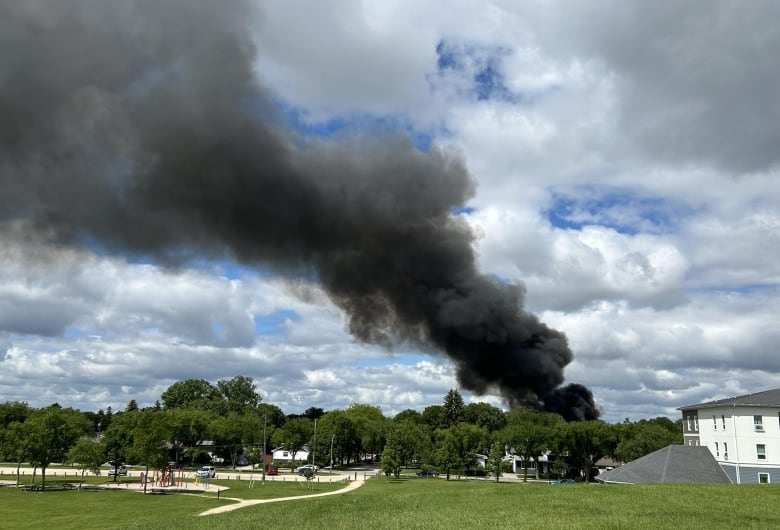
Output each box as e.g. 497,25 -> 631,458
3,475 -> 780,529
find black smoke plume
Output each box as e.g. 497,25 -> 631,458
0,0 -> 598,420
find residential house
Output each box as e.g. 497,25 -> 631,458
271,445 -> 310,466
679,388 -> 780,484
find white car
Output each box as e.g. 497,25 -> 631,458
196,466 -> 216,478
108,465 -> 127,476
297,464 -> 319,475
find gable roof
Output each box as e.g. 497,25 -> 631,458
679,388 -> 780,411
595,445 -> 731,484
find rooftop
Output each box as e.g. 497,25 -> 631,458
595,445 -> 731,484
678,388 -> 780,411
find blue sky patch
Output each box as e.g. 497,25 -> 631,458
254,309 -> 300,338
545,186 -> 692,234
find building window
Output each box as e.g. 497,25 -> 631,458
754,415 -> 764,432
723,442 -> 728,460
759,473 -> 770,484
721,415 -> 726,429
713,415 -> 717,430
694,415 -> 698,430
757,444 -> 766,460
714,442 -> 719,457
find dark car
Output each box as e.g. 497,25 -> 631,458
417,469 -> 439,477
550,478 -> 576,485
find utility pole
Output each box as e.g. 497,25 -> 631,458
330,433 -> 336,473
312,418 -> 317,467
262,413 -> 267,485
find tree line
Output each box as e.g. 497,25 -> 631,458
0,378 -> 682,489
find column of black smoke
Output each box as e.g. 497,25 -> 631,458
0,0 -> 598,420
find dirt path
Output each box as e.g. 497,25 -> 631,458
198,478 -> 365,516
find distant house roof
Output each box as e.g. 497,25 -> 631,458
679,388 -> 780,411
595,445 -> 731,484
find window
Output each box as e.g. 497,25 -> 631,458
757,444 -> 766,460
694,415 -> 698,430
721,415 -> 726,429
723,442 -> 728,460
755,415 -> 764,432
713,415 -> 717,430
714,442 -> 719,457
283,451 -> 289,457
759,473 -> 770,484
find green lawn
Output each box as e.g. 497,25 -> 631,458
3,475 -> 780,529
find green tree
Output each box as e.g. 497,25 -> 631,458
555,420 -> 617,482
315,410 -> 357,466
25,406 -> 90,490
485,441 -> 509,482
216,375 -> 261,413
385,421 -> 431,470
209,412 -> 262,469
128,409 -> 170,489
67,437 -> 104,487
344,404 -> 389,462
271,417 -> 313,469
393,409 -> 422,424
160,379 -> 220,410
463,402 -> 507,432
614,418 -> 682,462
421,405 -> 445,431
4,421 -> 30,486
442,389 -> 465,428
380,443 -> 402,478
163,408 -> 213,465
101,410 -> 139,481
434,423 -> 488,480
501,408 -> 563,481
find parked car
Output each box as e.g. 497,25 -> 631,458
550,478 -> 576,485
237,456 -> 249,466
297,464 -> 319,476
265,465 -> 279,476
417,469 -> 439,477
196,466 -> 216,478
108,465 -> 127,476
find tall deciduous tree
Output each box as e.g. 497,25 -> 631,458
209,412 -> 262,469
67,437 -> 104,488
555,420 -> 617,482
434,423 -> 488,480
160,379 -> 220,410
501,408 -> 563,481
485,441 -> 509,482
25,406 -> 90,490
344,404 -> 389,462
463,402 -> 507,432
216,375 -> 261,413
101,410 -> 140,482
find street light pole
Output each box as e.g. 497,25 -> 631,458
312,418 -> 317,467
262,413 -> 267,485
330,433 -> 336,473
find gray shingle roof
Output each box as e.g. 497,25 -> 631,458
595,445 -> 731,484
678,388 -> 780,410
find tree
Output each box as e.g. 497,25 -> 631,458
421,405 -> 445,431
485,442 -> 510,482
393,409 -> 422,424
555,420 -> 617,482
314,410 -> 357,466
614,418 -> 683,462
160,379 -> 220,410
25,406 -> 90,490
463,402 -> 507,432
67,437 -> 104,488
380,443 -> 402,479
501,409 -> 563,481
216,375 -> 261,413
384,421 -> 431,470
125,400 -> 139,413
4,421 -> 30,486
434,423 -> 488,480
209,412 -> 262,469
163,408 -> 213,465
344,404 -> 389,462
271,417 -> 313,469
101,410 -> 140,482
442,389 -> 465,428
128,409 -> 170,489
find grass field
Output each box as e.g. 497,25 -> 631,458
3,474 -> 780,529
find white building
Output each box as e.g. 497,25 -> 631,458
679,388 -> 780,484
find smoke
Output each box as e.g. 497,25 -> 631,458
0,0 -> 598,420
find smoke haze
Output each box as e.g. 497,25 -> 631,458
0,0 -> 597,420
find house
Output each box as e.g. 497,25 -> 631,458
678,388 -> 780,484
271,445 -> 310,465
596,445 -> 730,484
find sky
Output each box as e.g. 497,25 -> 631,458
1,0 -> 779,423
